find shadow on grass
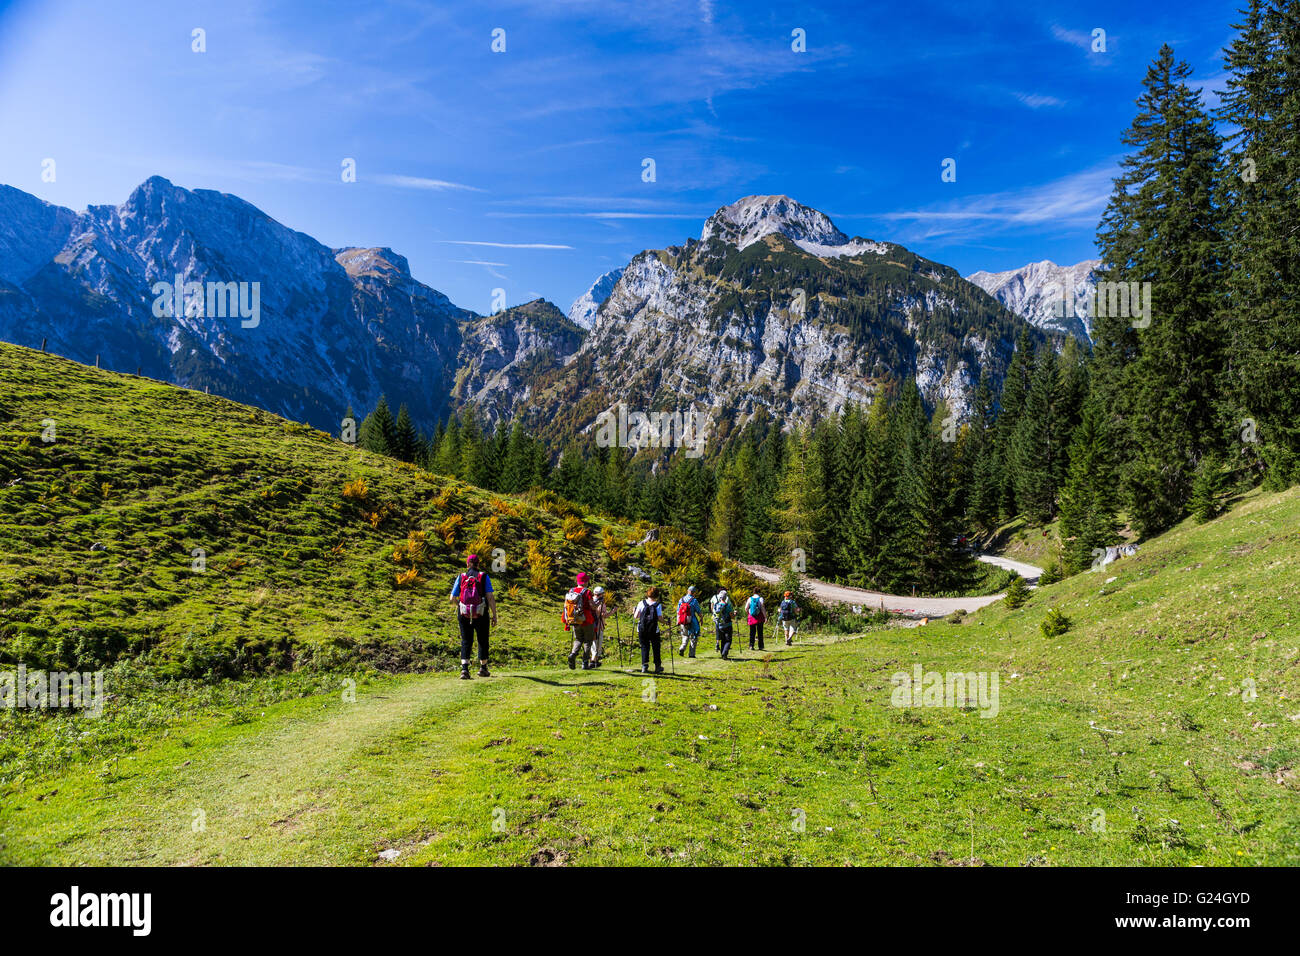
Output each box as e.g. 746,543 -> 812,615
515,675 -> 621,689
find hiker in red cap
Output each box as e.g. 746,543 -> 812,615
450,553 -> 497,679
562,572 -> 598,670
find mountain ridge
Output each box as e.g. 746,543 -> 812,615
1,180 -> 1044,446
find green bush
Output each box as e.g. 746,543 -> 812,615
1038,560 -> 1063,585
1039,607 -> 1071,637
1004,575 -> 1029,609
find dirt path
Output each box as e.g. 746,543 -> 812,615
743,553 -> 1043,617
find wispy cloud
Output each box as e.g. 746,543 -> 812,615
487,211 -> 701,220
871,164 -> 1117,244
436,240 -> 574,249
1014,91 -> 1065,109
372,173 -> 484,192
1050,24 -> 1094,51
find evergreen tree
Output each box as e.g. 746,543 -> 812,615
1220,1 -> 1300,487
707,465 -> 746,556
1058,401 -> 1121,574
773,429 -> 827,575
358,396 -> 396,457
1189,454 -> 1228,522
1095,44 -> 1226,536
500,422 -> 532,493
391,404 -> 419,462
842,399 -> 904,589
1010,347 -> 1062,524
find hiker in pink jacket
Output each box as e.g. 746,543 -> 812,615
746,589 -> 767,651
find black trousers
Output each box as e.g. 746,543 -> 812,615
458,613 -> 490,661
749,621 -> 764,649
717,623 -> 733,659
639,632 -> 662,668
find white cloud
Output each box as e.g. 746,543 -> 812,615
436,240 -> 574,249
873,164 -> 1117,244
372,173 -> 484,192
1050,24 -> 1094,51
1014,91 -> 1065,109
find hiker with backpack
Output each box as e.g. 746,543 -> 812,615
712,588 -> 736,659
676,585 -> 702,659
562,572 -> 598,670
450,554 -> 497,679
746,588 -> 767,651
634,586 -> 665,674
717,590 -> 728,658
589,586 -> 609,667
778,591 -> 801,646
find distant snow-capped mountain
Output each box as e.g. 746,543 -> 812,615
966,259 -> 1099,343
567,266 -> 625,330
0,178 -> 582,432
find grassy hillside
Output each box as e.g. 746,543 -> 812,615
0,343 -> 768,679
2,342 -> 1297,866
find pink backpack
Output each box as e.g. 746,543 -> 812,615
459,572 -> 486,617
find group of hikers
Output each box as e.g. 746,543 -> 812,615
449,553 -> 802,678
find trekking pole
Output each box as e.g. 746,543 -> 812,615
667,622 -> 675,675
613,605 -> 624,669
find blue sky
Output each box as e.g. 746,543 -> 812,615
0,0 -> 1237,315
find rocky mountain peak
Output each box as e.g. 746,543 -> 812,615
701,195 -> 849,251
967,258 -> 1100,343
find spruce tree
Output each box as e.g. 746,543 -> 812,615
1095,44 -> 1226,536
358,396 -> 396,457
1010,347 -> 1062,525
391,404 -> 418,462
1058,401 -> 1121,574
1220,1 -> 1300,487
708,467 -> 746,556
842,399 -> 904,589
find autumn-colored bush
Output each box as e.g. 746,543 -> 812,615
527,489 -> 583,520
392,530 -> 429,567
342,478 -> 368,501
526,538 -> 553,592
432,485 -> 460,512
470,515 -> 502,556
646,533 -> 690,578
437,513 -> 464,547
601,527 -> 627,565
394,567 -> 420,589
562,515 -> 590,545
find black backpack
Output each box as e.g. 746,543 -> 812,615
637,601 -> 660,640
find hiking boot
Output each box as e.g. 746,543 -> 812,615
459,665 -> 471,680
567,652 -> 577,669
478,663 -> 490,677
640,665 -> 649,674
655,666 -> 665,674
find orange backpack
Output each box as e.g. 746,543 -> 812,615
561,587 -> 588,630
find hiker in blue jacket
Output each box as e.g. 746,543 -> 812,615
676,585 -> 702,658
450,553 -> 497,679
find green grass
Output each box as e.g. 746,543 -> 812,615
2,343 -> 1298,865
0,343 -> 761,678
